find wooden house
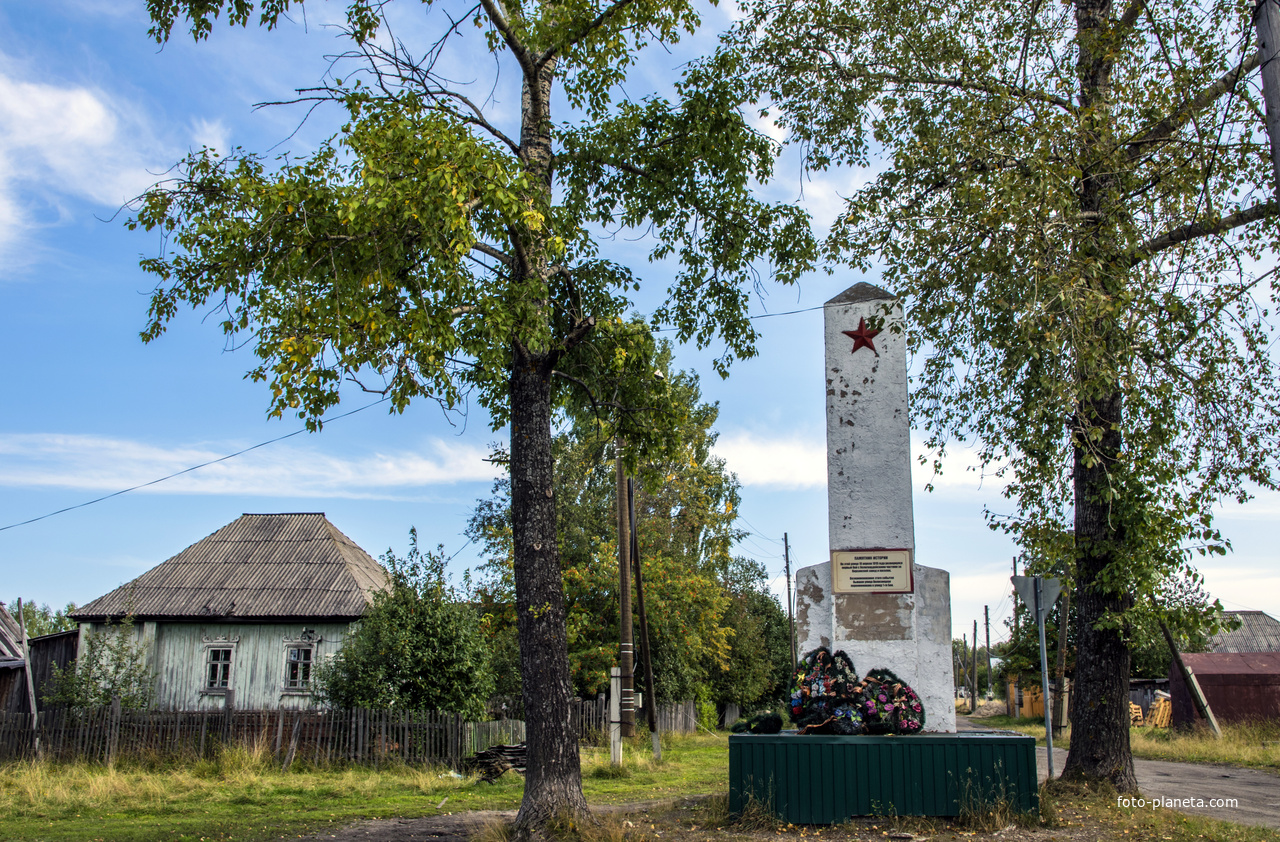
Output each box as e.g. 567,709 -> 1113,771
70,513 -> 389,711
1208,611 -> 1280,653
0,603 -> 26,712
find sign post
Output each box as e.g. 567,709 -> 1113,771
1012,575 -> 1061,778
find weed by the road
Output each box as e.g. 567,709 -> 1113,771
979,714 -> 1280,771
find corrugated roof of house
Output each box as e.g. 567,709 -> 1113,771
1208,611 -> 1280,654
71,513 -> 390,622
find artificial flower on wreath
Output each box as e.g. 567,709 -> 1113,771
857,668 -> 926,735
790,647 -> 862,734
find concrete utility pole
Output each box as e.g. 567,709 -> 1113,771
784,533 -> 797,668
1160,619 -> 1222,738
1255,0 -> 1280,191
615,441 -> 635,738
984,605 -> 992,700
972,619 -> 979,713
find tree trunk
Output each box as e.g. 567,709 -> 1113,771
1061,391 -> 1137,792
1058,0 -> 1138,793
510,352 -> 590,832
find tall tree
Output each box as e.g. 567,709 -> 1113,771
133,0 -> 812,828
467,353 -> 749,703
5,600 -> 77,639
735,0 -> 1280,790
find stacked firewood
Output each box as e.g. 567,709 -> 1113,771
465,742 -> 527,783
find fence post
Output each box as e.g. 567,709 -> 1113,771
282,713 -> 302,772
106,696 -> 122,768
221,689 -> 235,747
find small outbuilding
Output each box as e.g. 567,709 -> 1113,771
1169,651 -> 1280,726
70,513 -> 389,711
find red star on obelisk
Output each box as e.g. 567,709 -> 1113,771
842,317 -> 881,356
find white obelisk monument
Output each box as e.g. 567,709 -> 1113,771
794,282 -> 956,733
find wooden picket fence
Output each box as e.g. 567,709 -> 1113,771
655,700 -> 699,734
0,704 -> 524,768
0,695 -> 699,767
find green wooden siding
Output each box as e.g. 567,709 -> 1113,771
83,621 -> 351,710
729,733 -> 1038,822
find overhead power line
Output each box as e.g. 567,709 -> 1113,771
0,397 -> 391,534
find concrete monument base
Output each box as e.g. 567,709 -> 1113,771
795,562 -> 956,734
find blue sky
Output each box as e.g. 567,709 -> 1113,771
1,0 -> 1277,651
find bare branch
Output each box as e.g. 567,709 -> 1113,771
478,0 -> 535,76
551,368 -> 601,420
1117,0 -> 1145,33
472,242 -> 513,264
1126,51 -> 1261,161
560,315 -> 597,354
1131,200 -> 1280,264
542,0 -> 640,63
870,71 -> 1076,111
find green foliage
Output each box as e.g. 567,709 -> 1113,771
45,615 -> 154,711
130,3 -> 815,444
733,0 -> 1280,621
468,355 -> 788,704
734,0 -> 1280,779
996,567 -> 1231,680
5,600 -> 77,639
708,558 -> 792,709
314,531 -> 492,717
134,0 -> 816,819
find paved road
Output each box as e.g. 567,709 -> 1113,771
957,717 -> 1280,830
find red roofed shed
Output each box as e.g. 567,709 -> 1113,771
1168,652 -> 1280,726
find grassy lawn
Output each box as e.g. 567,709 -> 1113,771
0,734 -> 729,842
975,715 -> 1280,771
5,730 -> 1277,842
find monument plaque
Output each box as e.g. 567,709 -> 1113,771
832,549 -> 913,594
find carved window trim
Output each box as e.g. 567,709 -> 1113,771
201,637 -> 238,695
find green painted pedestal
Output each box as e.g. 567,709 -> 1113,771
728,732 -> 1038,823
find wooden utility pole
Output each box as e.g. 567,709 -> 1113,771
1255,0 -> 1280,191
1159,619 -> 1222,738
16,599 -> 41,759
784,533 -> 797,668
615,441 -> 635,738
1052,590 -> 1070,737
628,479 -> 660,760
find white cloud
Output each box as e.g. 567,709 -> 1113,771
714,429 -> 1009,496
190,118 -> 230,155
0,63 -> 171,257
715,431 -> 827,488
0,433 -> 500,499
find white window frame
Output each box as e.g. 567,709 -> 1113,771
281,629 -> 321,694
201,636 -> 239,695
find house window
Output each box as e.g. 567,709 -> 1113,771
284,645 -> 313,690
207,647 -> 232,689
